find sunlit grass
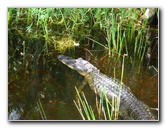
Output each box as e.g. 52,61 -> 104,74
74,87 -> 96,120
8,8 -> 157,71
74,85 -> 121,120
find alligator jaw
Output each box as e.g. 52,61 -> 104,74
57,55 -> 77,70
57,54 -> 98,76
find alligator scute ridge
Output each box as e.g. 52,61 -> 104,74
57,54 -> 157,120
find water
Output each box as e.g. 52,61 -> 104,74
8,52 -> 158,120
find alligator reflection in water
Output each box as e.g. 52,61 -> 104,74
57,54 -> 157,120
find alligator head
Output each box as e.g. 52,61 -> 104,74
57,55 -> 99,76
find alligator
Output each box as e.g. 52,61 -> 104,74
57,54 -> 156,120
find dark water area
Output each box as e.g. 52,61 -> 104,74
8,48 -> 158,120
8,53 -> 82,120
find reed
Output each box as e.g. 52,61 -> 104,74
8,8 -> 153,69
36,99 -> 47,120
74,87 -> 96,120
74,84 -> 120,120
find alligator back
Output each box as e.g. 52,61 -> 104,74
90,72 -> 156,120
57,54 -> 156,120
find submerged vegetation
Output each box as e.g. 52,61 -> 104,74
8,8 -> 158,120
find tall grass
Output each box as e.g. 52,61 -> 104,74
8,8 -> 152,62
8,8 -> 157,79
74,77 -> 121,120
74,87 -> 96,120
74,86 -> 113,120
